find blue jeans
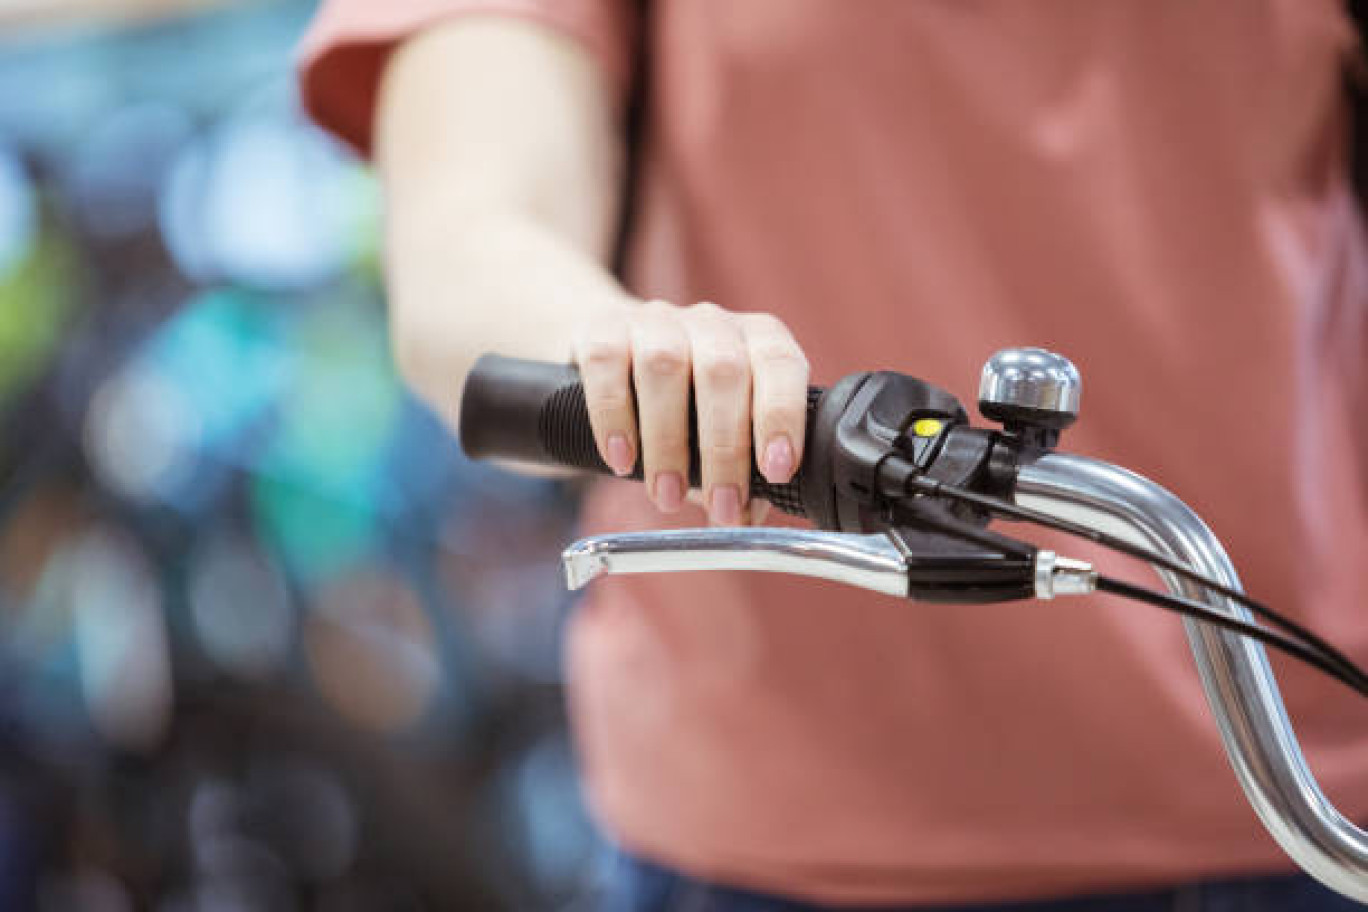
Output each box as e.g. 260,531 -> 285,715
595,851 -> 1368,912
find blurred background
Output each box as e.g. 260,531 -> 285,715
0,1 -> 600,908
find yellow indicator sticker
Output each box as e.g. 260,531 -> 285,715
912,418 -> 944,438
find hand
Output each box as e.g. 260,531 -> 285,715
572,300 -> 809,525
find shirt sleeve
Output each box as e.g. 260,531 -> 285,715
297,0 -> 634,158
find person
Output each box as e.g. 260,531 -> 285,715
298,2 -> 1368,908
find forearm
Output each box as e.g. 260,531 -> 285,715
376,18 -> 632,423
384,203 -> 631,424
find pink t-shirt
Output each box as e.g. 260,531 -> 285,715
300,1 -> 1368,904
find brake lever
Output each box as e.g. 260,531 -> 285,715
562,525 -> 1095,604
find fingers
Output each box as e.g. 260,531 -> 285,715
684,302 -> 752,526
682,487 -> 771,525
572,320 -> 636,476
741,313 -> 809,484
575,300 -> 807,527
631,302 -> 691,513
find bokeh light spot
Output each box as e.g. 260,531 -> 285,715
303,567 -> 440,735
83,362 -> 202,504
188,531 -> 293,681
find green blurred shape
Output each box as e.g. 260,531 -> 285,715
251,473 -> 378,585
338,164 -> 382,287
0,219 -> 81,409
251,296 -> 402,584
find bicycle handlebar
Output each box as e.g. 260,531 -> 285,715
456,348 -> 1368,902
1016,454 -> 1368,903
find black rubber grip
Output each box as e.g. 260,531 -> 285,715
459,354 -> 820,517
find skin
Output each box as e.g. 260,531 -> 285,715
376,18 -> 808,524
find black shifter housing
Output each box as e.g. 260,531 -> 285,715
801,371 -> 967,532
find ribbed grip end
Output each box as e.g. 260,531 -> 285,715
460,355 -> 817,518
539,383 -> 607,473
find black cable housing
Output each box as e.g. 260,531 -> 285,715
898,474 -> 1368,699
1096,576 -> 1368,699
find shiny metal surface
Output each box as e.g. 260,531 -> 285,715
565,528 -> 1088,602
979,348 -> 1082,421
562,527 -> 909,596
1016,452 -> 1368,901
1033,551 -> 1097,599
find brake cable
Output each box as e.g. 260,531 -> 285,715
902,474 -> 1368,698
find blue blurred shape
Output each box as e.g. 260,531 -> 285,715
0,144 -> 33,278
145,288 -> 289,447
160,111 -> 376,291
187,530 -> 294,681
68,101 -> 191,240
66,526 -> 172,753
83,355 -> 204,506
83,288 -> 288,509
507,734 -> 598,894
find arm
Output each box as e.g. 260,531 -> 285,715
376,17 -> 631,419
374,16 -> 808,523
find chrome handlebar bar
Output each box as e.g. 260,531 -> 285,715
1017,453 -> 1368,902
563,451 -> 1368,901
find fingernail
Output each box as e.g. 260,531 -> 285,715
653,472 -> 684,513
709,485 -> 742,526
762,436 -> 794,483
606,434 -> 633,476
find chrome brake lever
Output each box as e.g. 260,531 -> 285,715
561,527 -> 1095,601
563,527 -> 909,595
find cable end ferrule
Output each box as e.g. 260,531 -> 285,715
1034,550 -> 1097,599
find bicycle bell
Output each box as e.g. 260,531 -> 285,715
978,347 -> 1081,447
